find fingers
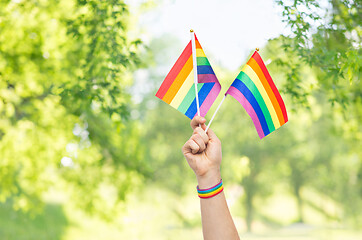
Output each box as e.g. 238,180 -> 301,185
190,116 -> 207,130
191,134 -> 206,153
183,127 -> 210,155
194,127 -> 209,143
183,139 -> 200,154
190,127 -> 209,153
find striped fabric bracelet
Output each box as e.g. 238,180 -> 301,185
197,179 -> 223,199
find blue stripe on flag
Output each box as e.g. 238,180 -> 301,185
197,65 -> 215,75
185,83 -> 215,119
231,79 -> 270,135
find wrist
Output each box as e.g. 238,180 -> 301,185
196,169 -> 221,189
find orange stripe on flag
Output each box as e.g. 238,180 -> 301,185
195,39 -> 202,49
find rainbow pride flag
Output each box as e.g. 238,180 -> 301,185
155,34 -> 221,119
225,51 -> 288,139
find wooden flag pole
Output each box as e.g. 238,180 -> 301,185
190,29 -> 200,117
205,95 -> 226,133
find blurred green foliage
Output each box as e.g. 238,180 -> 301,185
275,0 -> 361,107
0,0 -> 361,239
0,0 -> 146,217
137,0 -> 361,233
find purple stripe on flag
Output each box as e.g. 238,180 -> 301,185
226,86 -> 265,139
198,82 -> 222,117
198,74 -> 219,83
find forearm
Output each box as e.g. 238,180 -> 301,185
197,172 -> 240,240
183,117 -> 239,239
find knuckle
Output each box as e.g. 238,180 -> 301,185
192,146 -> 199,153
194,127 -> 203,134
192,134 -> 200,140
202,131 -> 209,139
200,134 -> 209,143
190,139 -> 198,147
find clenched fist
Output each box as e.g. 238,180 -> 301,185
182,116 -> 222,188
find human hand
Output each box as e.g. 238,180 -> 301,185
182,116 -> 222,188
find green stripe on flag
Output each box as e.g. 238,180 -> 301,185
177,83 -> 204,114
197,57 -> 210,66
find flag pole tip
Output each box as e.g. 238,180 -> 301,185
256,48 -> 259,51
190,29 -> 194,32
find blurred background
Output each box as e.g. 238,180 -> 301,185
0,0 -> 361,239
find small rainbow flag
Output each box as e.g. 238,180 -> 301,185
155,34 -> 221,119
225,51 -> 288,139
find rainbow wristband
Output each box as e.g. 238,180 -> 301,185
197,179 -> 223,199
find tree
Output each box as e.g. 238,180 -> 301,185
275,0 -> 361,106
0,0 -> 146,217
274,0 -> 361,226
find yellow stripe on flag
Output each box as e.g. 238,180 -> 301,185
170,70 -> 194,109
196,49 -> 206,57
243,64 -> 281,128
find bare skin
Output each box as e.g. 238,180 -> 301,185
182,116 -> 240,240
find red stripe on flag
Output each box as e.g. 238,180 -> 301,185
155,41 -> 192,99
252,51 -> 288,123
